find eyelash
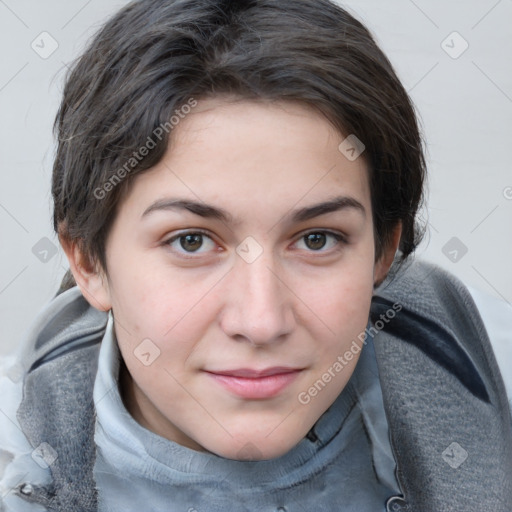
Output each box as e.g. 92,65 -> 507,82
163,229 -> 218,258
294,231 -> 347,252
162,229 -> 347,258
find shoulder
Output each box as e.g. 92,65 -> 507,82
0,357 -> 53,512
0,288 -> 107,511
372,257 -> 511,412
370,258 -> 512,510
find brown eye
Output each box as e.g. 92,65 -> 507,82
304,233 -> 327,250
295,231 -> 346,253
164,231 -> 217,255
180,234 -> 204,252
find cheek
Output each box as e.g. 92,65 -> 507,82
307,261 -> 375,351
325,285 -> 372,336
106,251 -> 204,337
110,273 -> 219,377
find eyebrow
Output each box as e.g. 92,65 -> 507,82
291,196 -> 366,222
142,199 -> 234,222
141,196 -> 366,224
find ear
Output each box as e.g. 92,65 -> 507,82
59,236 -> 112,312
373,222 -> 402,288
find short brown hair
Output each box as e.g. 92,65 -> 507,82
53,0 -> 426,280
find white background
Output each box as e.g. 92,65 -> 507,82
1,0 -> 511,355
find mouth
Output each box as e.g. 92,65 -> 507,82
204,367 -> 303,399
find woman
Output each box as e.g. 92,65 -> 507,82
1,1 -> 511,510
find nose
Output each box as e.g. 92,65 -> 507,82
219,251 -> 295,346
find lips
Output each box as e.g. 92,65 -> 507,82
204,367 -> 302,399
207,367 -> 300,378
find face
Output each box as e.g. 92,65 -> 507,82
78,98 -> 397,460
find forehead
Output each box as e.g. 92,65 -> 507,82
119,97 -> 371,220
